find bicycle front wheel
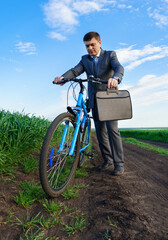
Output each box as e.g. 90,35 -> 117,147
39,112 -> 80,197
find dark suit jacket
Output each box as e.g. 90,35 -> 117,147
62,48 -> 124,108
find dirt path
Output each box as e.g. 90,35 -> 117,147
72,133 -> 168,240
0,133 -> 168,240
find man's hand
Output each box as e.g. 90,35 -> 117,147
53,76 -> 64,85
108,78 -> 118,88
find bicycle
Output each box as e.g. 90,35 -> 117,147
39,76 -> 107,198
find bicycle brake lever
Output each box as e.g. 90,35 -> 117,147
88,75 -> 102,84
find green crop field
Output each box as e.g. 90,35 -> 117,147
120,129 -> 168,143
0,110 -> 92,239
1,110 -> 167,176
0,110 -> 51,175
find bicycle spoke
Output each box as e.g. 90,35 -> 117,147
48,154 -> 67,188
46,118 -> 77,189
40,113 -> 80,197
39,80 -> 92,198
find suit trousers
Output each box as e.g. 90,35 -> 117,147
93,109 -> 124,166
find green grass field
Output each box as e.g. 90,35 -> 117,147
0,110 -> 167,239
120,129 -> 168,143
1,110 -> 167,176
0,110 -> 51,175
0,110 -> 90,239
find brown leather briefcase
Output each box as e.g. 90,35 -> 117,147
95,88 -> 133,121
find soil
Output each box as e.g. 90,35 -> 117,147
0,133 -> 168,240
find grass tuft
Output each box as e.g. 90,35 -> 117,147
14,181 -> 44,208
43,199 -> 63,216
20,156 -> 38,174
15,212 -> 42,232
74,167 -> 88,178
62,214 -> 88,236
62,185 -> 88,200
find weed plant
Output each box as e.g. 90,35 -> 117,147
40,215 -> 62,228
19,229 -> 46,240
62,184 -> 88,199
20,156 -> 38,174
62,214 -> 88,236
14,181 -> 44,208
62,186 -> 80,199
74,167 -> 88,178
107,216 -> 118,228
19,228 -> 56,240
15,212 -> 42,232
104,229 -> 111,240
43,199 -> 63,216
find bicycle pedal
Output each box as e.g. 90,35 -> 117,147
86,152 -> 94,159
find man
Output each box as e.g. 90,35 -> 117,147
54,32 -> 124,176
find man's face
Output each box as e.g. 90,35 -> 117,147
84,37 -> 101,56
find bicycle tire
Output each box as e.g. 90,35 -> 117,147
78,118 -> 91,168
39,112 -> 80,198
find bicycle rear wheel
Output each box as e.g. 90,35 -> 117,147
78,118 -> 91,168
39,112 -> 80,197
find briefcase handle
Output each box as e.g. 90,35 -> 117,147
106,88 -> 119,95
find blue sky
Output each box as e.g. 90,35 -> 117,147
0,0 -> 168,128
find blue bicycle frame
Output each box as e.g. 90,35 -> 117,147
57,83 -> 91,156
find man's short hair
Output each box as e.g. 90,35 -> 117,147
83,32 -> 100,42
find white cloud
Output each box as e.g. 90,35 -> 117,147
43,0 -> 167,40
0,57 -> 19,64
117,4 -> 132,9
15,41 -> 37,55
43,1 -> 78,30
42,0 -> 118,40
148,7 -> 168,27
73,1 -> 103,14
122,73 -> 168,107
47,31 -> 67,40
119,42 -> 128,46
14,68 -> 23,73
116,44 -> 168,70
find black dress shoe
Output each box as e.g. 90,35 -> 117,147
111,165 -> 124,176
98,162 -> 114,171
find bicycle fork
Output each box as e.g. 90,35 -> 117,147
54,94 -> 90,157
56,112 -> 81,156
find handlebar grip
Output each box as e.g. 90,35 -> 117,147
52,80 -> 66,84
98,78 -> 108,84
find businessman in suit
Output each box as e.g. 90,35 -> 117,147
54,32 -> 124,176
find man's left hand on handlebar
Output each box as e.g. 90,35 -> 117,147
108,78 -> 118,88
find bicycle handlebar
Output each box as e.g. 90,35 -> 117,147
89,75 -> 108,84
52,75 -> 108,85
52,78 -> 87,85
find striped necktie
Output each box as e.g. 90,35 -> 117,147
92,56 -> 98,77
